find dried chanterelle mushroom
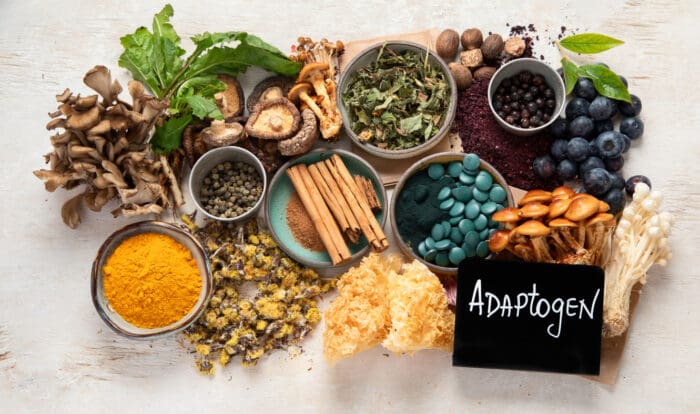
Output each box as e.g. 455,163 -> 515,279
488,186 -> 615,266
34,65 -> 182,228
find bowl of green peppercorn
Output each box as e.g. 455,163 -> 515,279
189,146 -> 267,223
391,152 -> 515,275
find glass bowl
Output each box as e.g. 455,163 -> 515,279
91,221 -> 212,339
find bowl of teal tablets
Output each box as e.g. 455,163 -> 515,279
390,152 -> 515,275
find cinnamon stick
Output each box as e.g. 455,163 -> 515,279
354,174 -> 381,211
315,161 -> 362,239
296,164 -> 352,263
331,154 -> 389,249
286,166 -> 347,265
308,163 -> 361,243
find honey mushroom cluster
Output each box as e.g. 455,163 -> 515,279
289,37 -> 344,139
488,186 -> 616,266
34,66 -> 183,228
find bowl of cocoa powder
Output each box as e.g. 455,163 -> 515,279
264,149 -> 387,269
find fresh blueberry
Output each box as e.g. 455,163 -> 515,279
625,175 -> 652,195
588,141 -> 600,156
550,117 -> 569,139
550,139 -> 569,161
556,159 -> 578,180
619,75 -> 628,88
583,168 -> 613,196
566,98 -> 590,119
533,155 -> 556,179
620,117 -> 644,139
621,134 -> 631,153
611,172 -> 626,190
574,78 -> 597,101
568,116 -> 594,138
604,155 -> 625,172
567,137 -> 590,162
588,96 -> 617,120
602,188 -> 626,214
594,118 -> 614,135
595,131 -> 625,159
579,156 -> 605,176
618,94 -> 642,117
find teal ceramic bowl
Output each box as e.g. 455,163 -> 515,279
265,149 -> 387,269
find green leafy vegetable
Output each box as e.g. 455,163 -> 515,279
561,58 -> 579,95
342,45 -> 450,150
559,33 -> 624,54
119,4 -> 302,153
578,64 -> 631,103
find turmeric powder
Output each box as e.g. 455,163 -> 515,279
103,232 -> 202,329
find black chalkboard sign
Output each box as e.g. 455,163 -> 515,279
452,258 -> 604,375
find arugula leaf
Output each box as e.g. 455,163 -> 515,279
578,64 -> 631,103
560,33 -> 624,54
561,58 -> 579,95
152,4 -> 180,44
185,95 -> 222,120
119,27 -> 163,96
151,113 -> 193,153
191,31 -> 244,52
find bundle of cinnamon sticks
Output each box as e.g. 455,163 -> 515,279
286,154 -> 388,265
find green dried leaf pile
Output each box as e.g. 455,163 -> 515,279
342,45 -> 450,151
119,4 -> 302,153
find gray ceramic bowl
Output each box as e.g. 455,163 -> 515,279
390,152 -> 515,276
91,221 -> 212,339
487,58 -> 565,136
188,146 -> 267,222
265,148 -> 387,269
338,40 -> 457,159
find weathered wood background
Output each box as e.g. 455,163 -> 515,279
1,0 -> 699,412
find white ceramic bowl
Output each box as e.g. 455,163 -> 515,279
91,221 -> 212,339
487,58 -> 566,136
338,41 -> 457,159
188,146 -> 267,222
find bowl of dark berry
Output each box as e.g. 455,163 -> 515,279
189,146 -> 267,223
488,58 -> 565,136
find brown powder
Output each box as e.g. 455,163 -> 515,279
286,192 -> 325,252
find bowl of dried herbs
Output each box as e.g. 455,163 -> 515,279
338,41 -> 457,159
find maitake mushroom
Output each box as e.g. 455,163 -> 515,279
603,183 -> 672,337
33,65 -> 181,228
488,186 -> 615,266
289,37 -> 345,140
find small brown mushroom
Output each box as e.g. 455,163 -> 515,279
66,106 -> 101,131
488,229 -> 511,253
519,202 -> 549,219
547,197 -> 573,220
551,186 -> 575,200
491,207 -> 521,229
278,108 -> 319,156
247,76 -> 295,113
214,75 -> 244,119
245,98 -> 301,140
518,189 -> 553,206
288,83 -> 325,120
565,194 -> 601,221
201,120 -> 246,148
514,220 -> 552,262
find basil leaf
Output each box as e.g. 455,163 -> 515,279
561,58 -> 579,95
150,113 -> 193,153
185,95 -> 223,120
578,64 -> 631,103
559,33 -> 624,54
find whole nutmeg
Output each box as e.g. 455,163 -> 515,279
504,36 -> 526,57
448,62 -> 473,90
436,29 -> 460,60
459,49 -> 483,69
461,28 -> 483,50
481,34 -> 504,60
473,66 -> 497,81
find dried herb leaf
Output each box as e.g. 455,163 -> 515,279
342,46 -> 449,150
560,33 -> 624,54
578,64 -> 631,103
561,58 -> 579,95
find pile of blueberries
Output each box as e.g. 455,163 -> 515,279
533,65 -> 649,214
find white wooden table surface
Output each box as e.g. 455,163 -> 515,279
2,0 -> 699,412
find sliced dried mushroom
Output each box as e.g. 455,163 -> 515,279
247,76 -> 294,113
214,75 -> 244,119
201,120 -> 246,148
278,108 -> 319,156
245,98 -> 300,140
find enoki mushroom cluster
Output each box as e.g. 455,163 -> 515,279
488,186 -> 615,266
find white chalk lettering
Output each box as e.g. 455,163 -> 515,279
515,293 -> 528,317
486,293 -> 500,318
579,288 -> 600,320
566,298 -> 578,317
501,294 -> 513,317
468,279 -> 484,315
547,298 -> 566,338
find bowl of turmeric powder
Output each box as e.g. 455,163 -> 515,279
91,221 -> 212,339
